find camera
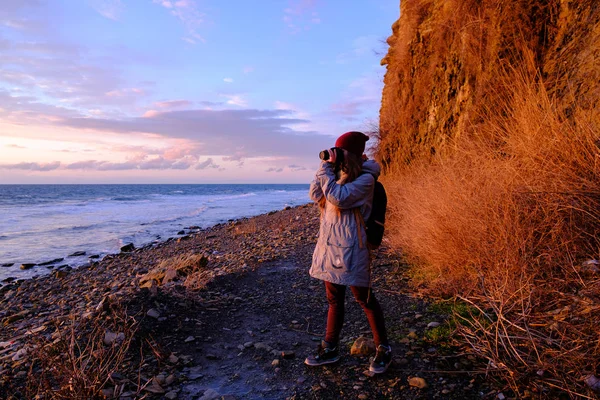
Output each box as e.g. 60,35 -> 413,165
319,147 -> 344,165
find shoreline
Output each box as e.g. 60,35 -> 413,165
0,201 -> 311,286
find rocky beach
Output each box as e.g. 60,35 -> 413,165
0,204 -> 505,399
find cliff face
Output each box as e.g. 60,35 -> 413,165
378,0 -> 600,170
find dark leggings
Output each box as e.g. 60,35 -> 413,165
324,281 -> 388,347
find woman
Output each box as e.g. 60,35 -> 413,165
304,131 -> 392,374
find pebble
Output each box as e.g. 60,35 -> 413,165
427,321 -> 441,328
358,395 -> 368,400
146,308 -> 161,319
281,350 -> 295,359
184,336 -> 195,343
408,377 -> 428,389
271,359 -> 280,367
165,390 -> 179,400
103,330 -> 125,345
200,388 -> 220,400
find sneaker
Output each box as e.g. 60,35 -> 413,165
304,340 -> 340,366
369,344 -> 392,374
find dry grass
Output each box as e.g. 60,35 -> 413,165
140,252 -> 209,290
25,305 -> 139,399
383,63 -> 600,396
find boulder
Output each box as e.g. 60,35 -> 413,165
37,258 -> 64,266
120,243 -> 135,253
20,263 -> 36,270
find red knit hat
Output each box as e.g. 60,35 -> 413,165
335,131 -> 369,157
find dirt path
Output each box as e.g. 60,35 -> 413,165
146,242 -> 497,399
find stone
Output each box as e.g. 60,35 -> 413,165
1,263 -> 14,268
12,348 -> 28,362
358,395 -> 368,400
184,336 -> 195,343
52,270 -> 69,278
103,331 -> 125,345
144,381 -> 165,394
69,251 -> 86,257
120,243 -> 135,253
427,322 -> 441,328
585,375 -> 600,391
37,258 -> 64,266
20,263 -> 36,270
350,336 -> 376,356
363,370 -> 376,378
408,377 -> 428,389
281,350 -> 295,359
168,354 -> 179,364
199,388 -> 220,400
165,390 -> 179,400
254,342 -> 270,350
165,374 -> 176,385
271,359 -> 280,367
163,269 -> 178,283
147,308 -> 161,319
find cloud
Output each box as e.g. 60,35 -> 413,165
154,100 -> 194,109
196,158 -> 220,170
223,78 -> 234,83
50,107 -> 333,160
154,0 -> 206,44
288,164 -> 307,171
63,157 -> 197,171
90,0 -> 123,21
221,94 -> 247,107
266,167 -> 284,173
0,161 -> 61,171
6,144 -> 26,149
283,0 -> 320,33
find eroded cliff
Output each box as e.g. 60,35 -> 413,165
378,0 -> 600,169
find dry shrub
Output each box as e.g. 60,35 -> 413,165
384,65 -> 600,395
140,252 -> 208,289
26,305 -> 139,399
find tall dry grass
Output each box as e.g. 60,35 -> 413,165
383,63 -> 600,396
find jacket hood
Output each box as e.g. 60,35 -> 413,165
361,159 -> 381,179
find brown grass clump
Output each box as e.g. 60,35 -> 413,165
140,252 -> 209,290
383,64 -> 600,395
25,305 -> 139,399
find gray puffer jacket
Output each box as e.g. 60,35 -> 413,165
308,159 -> 381,287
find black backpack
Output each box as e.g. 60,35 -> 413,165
365,180 -> 387,248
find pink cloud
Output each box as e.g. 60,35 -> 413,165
154,99 -> 193,109
0,161 -> 61,171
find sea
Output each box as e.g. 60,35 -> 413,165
0,184 -> 310,282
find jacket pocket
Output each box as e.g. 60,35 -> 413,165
325,225 -> 355,271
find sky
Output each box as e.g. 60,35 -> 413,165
0,0 -> 399,184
